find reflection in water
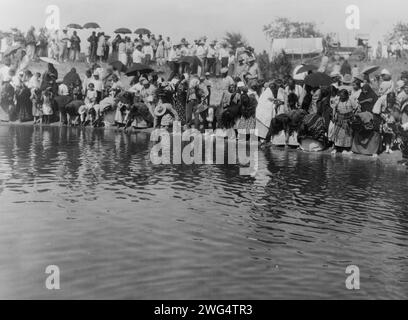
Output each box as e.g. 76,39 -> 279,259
0,125 -> 407,299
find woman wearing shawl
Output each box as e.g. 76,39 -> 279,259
358,83 -> 378,112
256,81 -> 285,140
298,112 -> 328,152
236,84 -> 257,133
63,68 -> 82,94
329,89 -> 360,154
40,63 -> 58,91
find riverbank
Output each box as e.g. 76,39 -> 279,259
1,120 -> 407,171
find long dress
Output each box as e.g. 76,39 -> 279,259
15,86 -> 32,121
236,92 -> 257,132
174,81 -> 188,124
329,97 -> 358,148
351,112 -> 382,155
255,87 -> 274,139
0,82 -> 14,122
256,87 -> 286,139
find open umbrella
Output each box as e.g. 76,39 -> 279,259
296,64 -> 318,74
304,72 -> 332,87
134,28 -> 151,35
83,22 -> 100,29
109,60 -> 127,72
66,23 -> 83,29
362,65 -> 380,75
114,28 -> 132,34
39,56 -> 60,65
179,56 -> 202,67
126,63 -> 154,76
3,44 -> 22,57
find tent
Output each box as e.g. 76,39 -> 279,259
271,37 -> 323,57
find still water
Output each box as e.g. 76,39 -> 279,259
0,125 -> 407,299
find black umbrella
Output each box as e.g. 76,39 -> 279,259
109,60 -> 127,72
114,28 -> 132,34
83,22 -> 100,29
296,64 -> 318,74
134,28 -> 151,35
126,63 -> 154,76
66,23 -> 83,29
304,72 -> 332,87
179,55 -> 202,67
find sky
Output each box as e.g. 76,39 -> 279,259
0,0 -> 405,51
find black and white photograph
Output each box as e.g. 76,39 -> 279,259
0,0 -> 407,303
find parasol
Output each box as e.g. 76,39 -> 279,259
304,72 -> 332,87
134,28 -> 151,35
83,22 -> 100,29
125,63 -> 154,76
296,64 -> 318,74
39,56 -> 60,65
361,65 -> 380,75
114,28 -> 132,34
66,23 -> 83,29
109,60 -> 127,72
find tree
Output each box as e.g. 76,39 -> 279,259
263,17 -> 323,41
223,32 -> 248,51
386,22 -> 408,42
269,50 -> 292,79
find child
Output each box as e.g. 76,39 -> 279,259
31,88 -> 43,124
329,89 -> 360,154
382,96 -> 401,153
78,83 -> 97,124
42,89 -> 53,124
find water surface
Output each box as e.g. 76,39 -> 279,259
0,125 -> 407,299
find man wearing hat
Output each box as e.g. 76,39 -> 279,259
142,41 -> 154,65
206,42 -> 217,76
234,56 -> 248,81
204,72 -> 213,105
196,41 -> 207,76
247,56 -> 259,81
132,43 -> 145,64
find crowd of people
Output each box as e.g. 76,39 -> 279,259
2,26 -> 408,164
0,27 -> 260,78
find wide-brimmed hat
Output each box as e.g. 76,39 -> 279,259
353,74 -> 364,83
330,70 -> 341,78
381,69 -> 391,76
154,104 -> 167,117
342,74 -> 353,84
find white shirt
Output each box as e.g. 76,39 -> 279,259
132,49 -> 145,63
142,45 -> 153,56
196,46 -> 206,59
207,47 -> 216,58
0,65 -> 10,82
218,47 -> 229,58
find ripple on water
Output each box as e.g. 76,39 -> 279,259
0,125 -> 407,299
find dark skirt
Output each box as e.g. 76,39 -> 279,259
352,130 -> 381,155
